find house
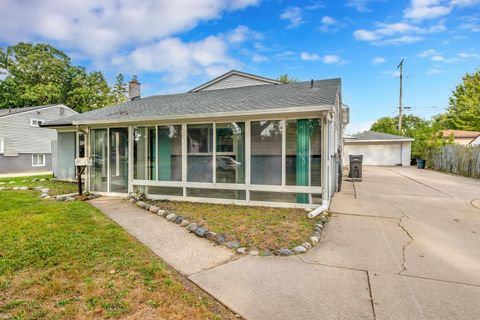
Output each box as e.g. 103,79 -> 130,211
43,70 -> 348,207
0,104 -> 77,174
343,131 -> 413,166
441,130 -> 480,145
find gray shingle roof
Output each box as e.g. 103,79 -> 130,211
347,131 -> 414,141
0,105 -> 55,118
44,78 -> 340,126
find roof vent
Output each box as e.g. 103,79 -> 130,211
310,79 -> 314,88
128,75 -> 141,101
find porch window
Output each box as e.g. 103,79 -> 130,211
216,122 -> 245,184
250,120 -> 283,185
158,125 -> 182,181
109,128 -> 129,193
133,127 -> 156,180
187,124 -> 213,182
90,129 -> 108,192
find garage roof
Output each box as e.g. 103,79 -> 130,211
345,131 -> 414,142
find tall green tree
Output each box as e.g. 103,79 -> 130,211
111,73 -> 128,103
439,69 -> 480,131
277,74 -> 298,84
0,42 -> 116,112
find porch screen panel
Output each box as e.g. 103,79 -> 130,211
310,119 -> 321,187
90,129 -> 108,192
216,122 -> 245,184
158,125 -> 182,181
109,128 -> 129,193
133,127 -> 156,180
250,120 -> 283,185
187,124 -> 213,182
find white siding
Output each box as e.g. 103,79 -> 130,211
343,142 -> 411,166
199,74 -> 276,91
0,105 -> 77,156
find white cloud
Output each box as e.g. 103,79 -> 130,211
427,67 -> 444,74
274,51 -> 296,60
431,54 -> 445,61
346,0 -> 378,12
280,7 -> 304,28
321,16 -> 337,25
381,69 -> 401,77
404,0 -> 452,20
323,54 -> 341,64
418,48 -> 438,57
252,53 -> 268,63
319,15 -> 343,32
458,52 -> 480,58
353,21 -> 444,45
228,0 -> 261,10
226,25 -> 262,44
300,52 -> 321,61
372,56 -> 387,64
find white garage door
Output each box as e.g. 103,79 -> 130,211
344,142 -> 402,166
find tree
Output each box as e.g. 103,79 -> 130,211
111,73 -> 128,103
370,114 -> 445,159
440,69 -> 480,131
277,74 -> 297,84
0,42 -> 116,112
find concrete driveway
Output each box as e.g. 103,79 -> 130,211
92,167 -> 480,320
191,167 -> 480,320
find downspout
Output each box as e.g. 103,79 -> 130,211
308,199 -> 330,218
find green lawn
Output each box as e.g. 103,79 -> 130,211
0,191 -> 230,319
0,175 -> 78,196
153,200 -> 320,251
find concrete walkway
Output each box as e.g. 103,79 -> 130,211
91,167 -> 480,320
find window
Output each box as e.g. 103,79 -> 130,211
90,129 -> 108,192
0,138 -> 4,154
30,119 -> 44,127
77,133 -> 86,158
187,124 -> 213,182
133,127 -> 156,180
158,125 -> 182,181
251,120 -> 283,185
216,122 -> 245,184
32,154 -> 45,167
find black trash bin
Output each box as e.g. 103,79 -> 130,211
349,155 -> 363,180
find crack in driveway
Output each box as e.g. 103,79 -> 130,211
398,218 -> 414,274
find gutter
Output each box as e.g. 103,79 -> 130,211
308,200 -> 330,218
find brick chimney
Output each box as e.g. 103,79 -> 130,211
128,75 -> 141,101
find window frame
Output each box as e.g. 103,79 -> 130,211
32,154 -> 46,167
0,138 -> 4,154
30,118 -> 44,127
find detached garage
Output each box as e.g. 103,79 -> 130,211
343,131 -> 413,166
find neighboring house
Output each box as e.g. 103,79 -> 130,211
441,130 -> 480,145
44,70 -> 348,208
343,131 -> 413,166
0,105 -> 77,174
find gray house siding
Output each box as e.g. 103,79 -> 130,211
0,105 -> 77,174
198,74 -> 276,91
54,132 -> 76,179
0,154 -> 52,174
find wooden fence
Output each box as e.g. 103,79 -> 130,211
427,144 -> 480,179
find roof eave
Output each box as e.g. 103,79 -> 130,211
72,104 -> 334,126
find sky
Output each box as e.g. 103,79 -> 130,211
1,0 -> 479,133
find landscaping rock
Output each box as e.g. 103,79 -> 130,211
135,201 -> 146,208
21,179 -> 28,182
310,236 -> 319,245
313,231 -> 322,238
9,181 -> 15,184
292,246 -> 307,254
261,249 -> 272,256
32,178 -> 39,182
44,196 -> 53,200
249,250 -> 259,256
149,205 -> 159,213
174,216 -> 184,224
157,209 -> 166,217
143,204 -> 151,210
194,227 -> 207,237
180,219 -> 190,227
205,231 -> 217,241
41,188 -> 50,194
39,179 -> 46,182
129,198 -> 137,204
319,216 -> 327,223
0,182 -> 5,184
303,242 -> 312,250
316,223 -> 324,229
276,248 -> 293,256
39,193 -> 48,198
214,234 -> 226,245
12,187 -> 20,190
237,247 -> 247,254
166,213 -> 178,222
225,240 -> 240,249
186,223 -> 198,232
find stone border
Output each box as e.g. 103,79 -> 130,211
126,194 -> 330,256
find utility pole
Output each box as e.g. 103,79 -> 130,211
397,59 -> 404,133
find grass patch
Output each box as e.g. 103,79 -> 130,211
0,191 -> 227,319
0,174 -> 79,196
153,200 -> 319,250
